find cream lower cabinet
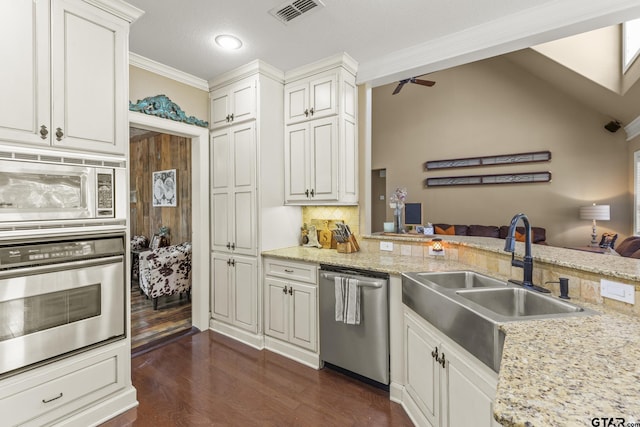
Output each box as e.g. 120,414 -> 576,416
263,258 -> 319,366
211,253 -> 258,334
403,308 -> 499,427
264,277 -> 317,352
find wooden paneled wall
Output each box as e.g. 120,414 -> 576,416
130,132 -> 192,246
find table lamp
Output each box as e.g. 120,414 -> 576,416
579,204 -> 610,247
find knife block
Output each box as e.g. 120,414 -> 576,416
337,242 -> 354,253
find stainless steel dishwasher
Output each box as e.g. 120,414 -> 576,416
319,264 -> 389,386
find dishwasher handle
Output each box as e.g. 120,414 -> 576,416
320,272 -> 385,288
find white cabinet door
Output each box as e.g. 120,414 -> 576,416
289,282 -> 317,351
210,123 -> 256,255
442,343 -> 496,427
232,255 -> 258,333
210,78 -> 256,129
405,312 -> 440,427
308,73 -> 337,121
309,117 -> 338,201
51,0 -> 128,155
284,122 -> 310,202
284,72 -> 336,125
211,253 -> 232,323
264,277 -> 289,342
0,0 -> 50,146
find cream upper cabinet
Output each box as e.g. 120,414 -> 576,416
284,72 -> 337,125
403,309 -> 499,427
210,122 -> 257,256
210,77 -> 257,129
0,0 -> 130,155
283,53 -> 358,205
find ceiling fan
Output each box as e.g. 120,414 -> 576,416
392,77 -> 436,95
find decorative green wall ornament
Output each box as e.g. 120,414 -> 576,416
129,94 -> 208,127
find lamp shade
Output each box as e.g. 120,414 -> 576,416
579,204 -> 610,221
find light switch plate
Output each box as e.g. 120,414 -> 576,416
601,279 -> 635,304
380,241 -> 393,251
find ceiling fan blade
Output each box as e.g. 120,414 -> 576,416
412,79 -> 436,87
392,82 -> 406,95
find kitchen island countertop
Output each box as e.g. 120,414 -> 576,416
262,245 -> 640,426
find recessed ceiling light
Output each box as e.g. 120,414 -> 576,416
215,34 -> 242,50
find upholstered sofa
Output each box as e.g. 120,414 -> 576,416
432,223 -> 547,245
612,236 -> 640,258
139,242 -> 192,309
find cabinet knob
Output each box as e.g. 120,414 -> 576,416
55,127 -> 64,141
304,109 -> 309,117
39,125 -> 48,139
283,286 -> 288,294
288,287 -> 293,295
309,107 -> 314,116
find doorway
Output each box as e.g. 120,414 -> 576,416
128,111 -> 210,341
129,128 -> 193,350
371,169 -> 387,233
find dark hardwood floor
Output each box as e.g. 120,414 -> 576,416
103,330 -> 413,427
130,282 -> 192,351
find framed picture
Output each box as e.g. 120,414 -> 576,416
152,169 -> 177,207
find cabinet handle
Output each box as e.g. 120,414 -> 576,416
229,113 -> 234,122
226,259 -> 231,266
304,109 -> 309,117
305,189 -> 310,198
230,258 -> 235,267
284,269 -> 294,273
39,125 -> 48,139
42,392 -> 63,403
226,242 -> 231,250
309,107 -> 314,116
431,347 -> 438,359
231,242 -> 235,250
438,353 -> 446,368
310,189 -> 315,197
283,286 -> 288,294
225,114 -> 230,122
288,287 -> 293,295
55,127 -> 64,141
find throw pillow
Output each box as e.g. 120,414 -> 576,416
434,224 -> 455,235
467,225 -> 500,238
515,231 -> 525,242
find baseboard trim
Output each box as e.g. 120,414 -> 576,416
264,336 -> 320,369
210,320 -> 265,349
131,326 -> 200,358
58,386 -> 138,427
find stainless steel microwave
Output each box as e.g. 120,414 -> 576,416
0,158 -> 115,222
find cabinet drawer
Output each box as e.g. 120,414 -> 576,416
264,258 -> 317,284
0,351 -> 121,426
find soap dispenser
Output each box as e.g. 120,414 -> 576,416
545,277 -> 570,299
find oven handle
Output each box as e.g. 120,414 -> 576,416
0,255 -> 124,279
320,272 -> 385,288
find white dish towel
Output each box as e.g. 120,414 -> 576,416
334,276 -> 360,325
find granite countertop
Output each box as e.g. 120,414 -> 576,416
365,233 -> 640,282
262,245 -> 640,426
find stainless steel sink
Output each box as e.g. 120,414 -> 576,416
401,271 -> 597,372
457,287 -> 584,317
411,271 -> 507,289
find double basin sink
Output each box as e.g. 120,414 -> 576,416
402,271 -> 597,372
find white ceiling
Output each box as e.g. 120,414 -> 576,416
126,0 -> 640,88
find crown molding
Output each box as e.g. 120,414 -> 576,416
357,0 -> 640,87
84,0 -> 143,23
625,115 -> 640,141
129,53 -> 209,91
208,60 -> 284,89
284,52 -> 358,82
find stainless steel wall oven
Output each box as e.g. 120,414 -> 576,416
0,233 -> 125,378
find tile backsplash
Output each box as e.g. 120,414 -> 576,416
302,206 -> 360,236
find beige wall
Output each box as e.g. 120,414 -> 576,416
129,65 -> 209,123
372,55 -> 631,247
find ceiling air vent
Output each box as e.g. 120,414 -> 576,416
269,0 -> 324,24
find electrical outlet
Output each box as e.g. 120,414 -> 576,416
601,279 -> 635,304
380,241 -> 393,252
428,247 -> 445,256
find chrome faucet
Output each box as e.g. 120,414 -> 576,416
503,213 -> 535,289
